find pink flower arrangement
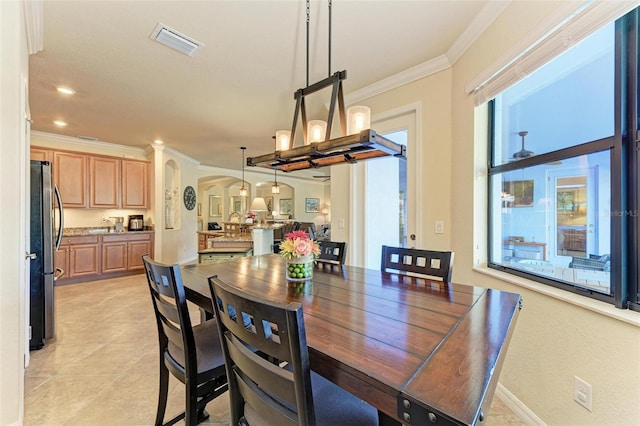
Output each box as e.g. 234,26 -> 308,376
279,230 -> 320,261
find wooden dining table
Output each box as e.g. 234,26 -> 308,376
180,254 -> 522,425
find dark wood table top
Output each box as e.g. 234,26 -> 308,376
180,254 -> 522,425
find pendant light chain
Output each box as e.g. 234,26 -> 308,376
272,137 -> 280,194
306,0 -> 333,82
240,146 -> 247,196
328,0 -> 332,77
306,0 -> 310,87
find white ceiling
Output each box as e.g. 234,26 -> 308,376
29,0 -> 506,170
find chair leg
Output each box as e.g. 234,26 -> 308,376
197,406 -> 210,423
155,361 -> 169,426
185,380 -> 199,426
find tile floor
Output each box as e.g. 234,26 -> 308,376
24,273 -> 526,425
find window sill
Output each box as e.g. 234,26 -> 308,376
473,265 -> 640,327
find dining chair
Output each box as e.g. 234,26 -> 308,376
273,222 -> 300,254
317,241 -> 348,267
207,275 -> 379,426
142,255 -> 228,426
380,245 -> 454,282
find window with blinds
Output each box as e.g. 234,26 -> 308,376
486,8 -> 640,309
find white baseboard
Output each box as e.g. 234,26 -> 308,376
495,383 -> 546,426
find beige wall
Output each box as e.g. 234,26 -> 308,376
451,2 -> 640,425
1,1 -> 28,424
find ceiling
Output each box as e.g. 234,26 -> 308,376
29,0 -> 505,171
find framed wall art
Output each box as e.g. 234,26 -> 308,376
305,197 -> 320,213
502,180 -> 534,207
264,196 -> 274,216
279,198 -> 293,216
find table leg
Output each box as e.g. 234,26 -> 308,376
378,410 -> 401,426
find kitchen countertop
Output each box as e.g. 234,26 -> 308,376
62,227 -> 155,237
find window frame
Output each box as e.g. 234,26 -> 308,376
487,9 -> 639,309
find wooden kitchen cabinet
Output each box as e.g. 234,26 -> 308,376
122,160 -> 149,209
55,233 -> 153,284
101,241 -> 128,273
30,147 -> 52,162
55,236 -> 100,283
32,146 -> 150,209
102,233 -> 153,273
53,151 -> 88,208
90,156 -> 120,208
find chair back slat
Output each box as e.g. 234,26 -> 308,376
209,276 -> 315,426
317,241 -> 347,266
160,316 -> 185,349
154,294 -> 181,325
225,332 -> 297,414
381,245 -> 454,282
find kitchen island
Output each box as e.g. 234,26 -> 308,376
197,224 -> 277,259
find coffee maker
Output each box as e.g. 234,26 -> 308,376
110,217 -> 125,232
128,215 -> 144,231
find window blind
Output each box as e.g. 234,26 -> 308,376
468,0 -> 639,106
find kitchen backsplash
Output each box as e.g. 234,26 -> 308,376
63,208 -> 151,228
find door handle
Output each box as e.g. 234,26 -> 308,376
26,252 -> 37,260
410,234 -> 416,241
54,267 -> 65,281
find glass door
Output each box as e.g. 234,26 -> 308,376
548,167 -> 598,263
362,111 -> 414,269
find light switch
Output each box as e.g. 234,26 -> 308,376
339,218 -> 345,229
435,220 -> 444,234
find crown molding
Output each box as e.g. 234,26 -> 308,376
23,0 -> 43,54
30,131 -> 146,156
163,146 -> 200,165
345,1 -> 511,105
446,1 -> 511,64
345,55 -> 451,105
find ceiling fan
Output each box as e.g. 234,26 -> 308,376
512,130 -> 534,160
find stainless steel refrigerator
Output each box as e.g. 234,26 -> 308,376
29,160 -> 64,350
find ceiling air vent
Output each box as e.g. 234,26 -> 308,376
150,23 -> 203,57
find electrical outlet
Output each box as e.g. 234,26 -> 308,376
435,220 -> 444,234
574,376 -> 592,411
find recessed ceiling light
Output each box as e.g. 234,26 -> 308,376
154,139 -> 163,145
53,120 -> 67,127
56,86 -> 75,95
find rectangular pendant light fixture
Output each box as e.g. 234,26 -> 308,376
248,71 -> 406,171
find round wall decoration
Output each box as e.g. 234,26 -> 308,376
183,186 -> 196,210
